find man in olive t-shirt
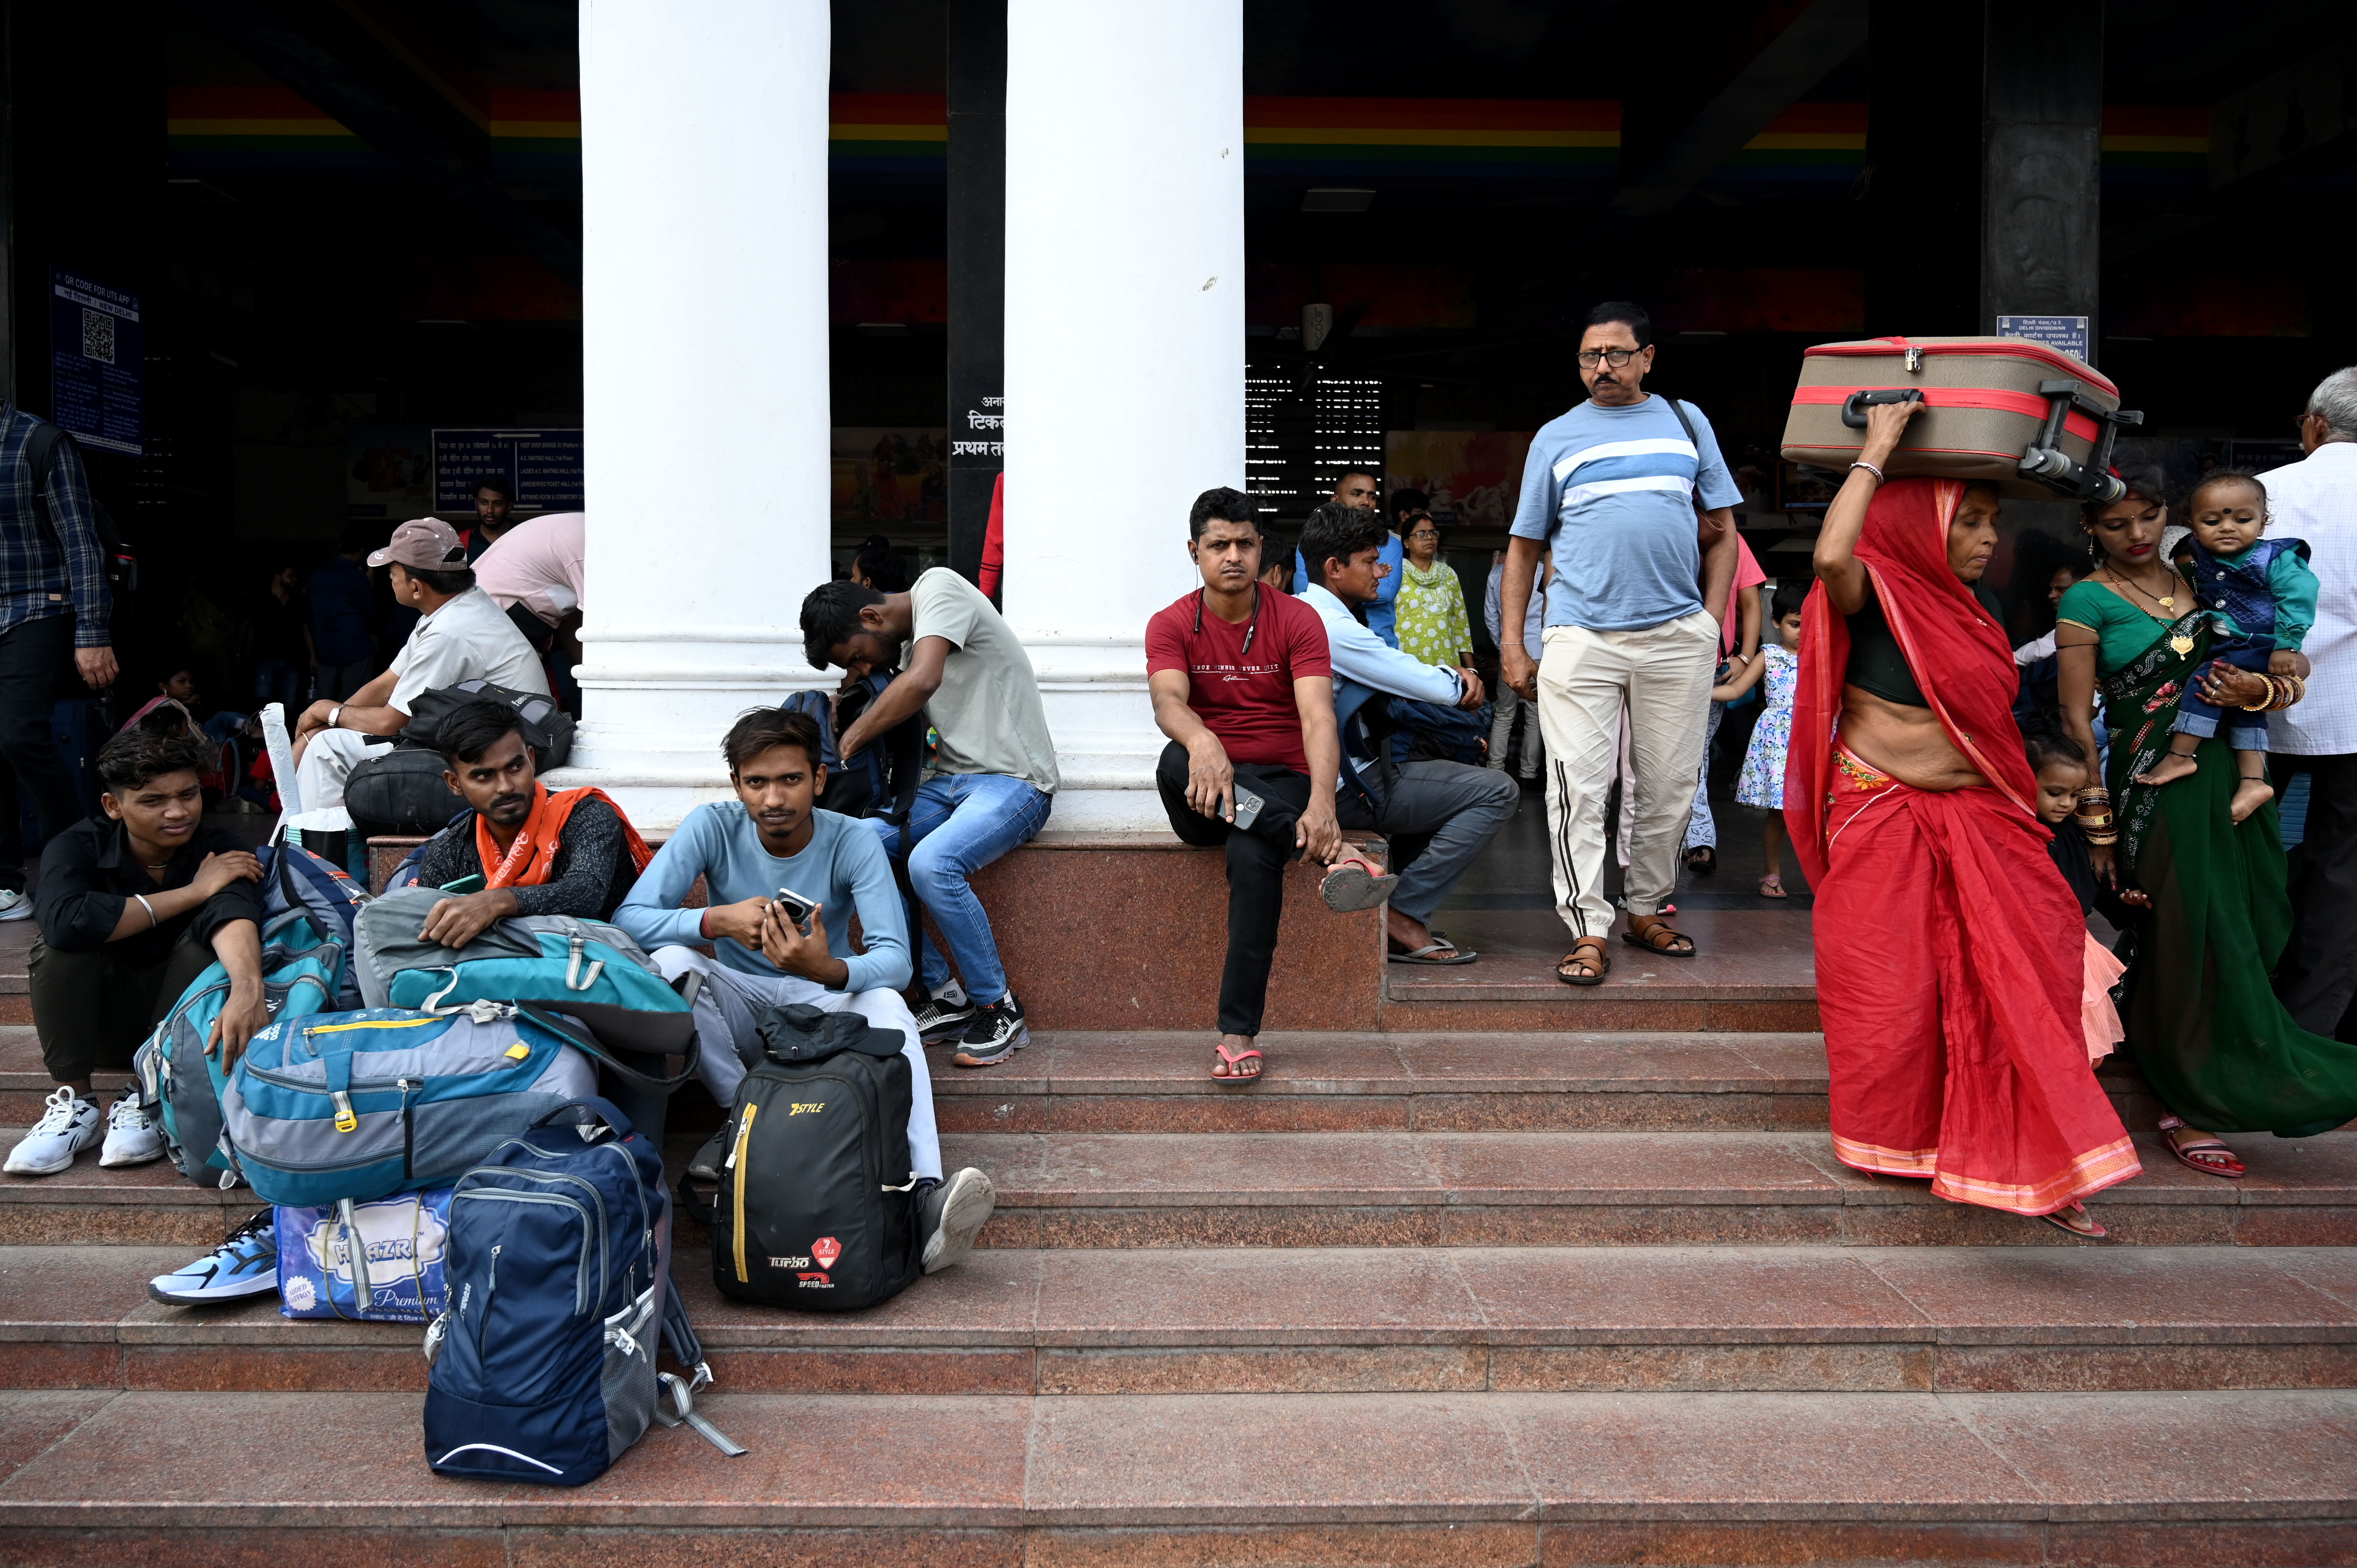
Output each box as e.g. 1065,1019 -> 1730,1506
800,569 -> 1057,1066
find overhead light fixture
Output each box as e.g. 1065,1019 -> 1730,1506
1302,188 -> 1375,213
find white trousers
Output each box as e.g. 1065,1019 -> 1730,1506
651,945 -> 943,1182
1535,612 -> 1718,938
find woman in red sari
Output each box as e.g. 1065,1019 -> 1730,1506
1788,402 -> 2141,1237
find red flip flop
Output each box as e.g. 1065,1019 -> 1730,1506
1211,1042 -> 1263,1083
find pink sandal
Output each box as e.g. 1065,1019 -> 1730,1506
1211,1042 -> 1263,1083
2158,1116 -> 2245,1178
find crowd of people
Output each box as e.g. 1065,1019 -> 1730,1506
0,300 -> 2348,1274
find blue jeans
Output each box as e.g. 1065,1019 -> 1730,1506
871,773 -> 1052,1003
253,660 -> 302,712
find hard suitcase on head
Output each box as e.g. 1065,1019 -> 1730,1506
1780,335 -> 2140,499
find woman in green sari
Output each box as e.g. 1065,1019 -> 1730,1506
2056,473 -> 2357,1174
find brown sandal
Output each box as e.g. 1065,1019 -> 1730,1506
1556,937 -> 1609,986
1622,913 -> 1696,957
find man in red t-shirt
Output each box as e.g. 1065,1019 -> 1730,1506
1145,487 -> 1396,1082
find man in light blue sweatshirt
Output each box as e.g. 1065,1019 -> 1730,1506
613,706 -> 995,1275
1297,503 -> 1520,966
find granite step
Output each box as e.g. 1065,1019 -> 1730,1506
7,1243 -> 2353,1398
0,1386 -> 2348,1562
949,1128 -> 2357,1250
7,1126 -> 2349,1250
927,1031 -> 2169,1135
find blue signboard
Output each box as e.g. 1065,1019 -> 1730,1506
49,269 -> 144,456
1995,314 -> 2090,364
433,428 -> 585,514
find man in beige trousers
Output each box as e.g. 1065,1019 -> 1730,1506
1497,301 -> 1738,985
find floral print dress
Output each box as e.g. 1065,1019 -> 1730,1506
1735,644 -> 1798,809
1394,558 -> 1472,668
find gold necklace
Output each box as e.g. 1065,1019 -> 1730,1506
2104,565 -> 2195,654
2104,564 -> 2177,614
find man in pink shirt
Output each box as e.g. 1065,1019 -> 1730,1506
474,511 -> 585,710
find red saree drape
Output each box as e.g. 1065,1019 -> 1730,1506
1784,478 -> 2140,1215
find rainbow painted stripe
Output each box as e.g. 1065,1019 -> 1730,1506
168,85 -> 578,173
1243,97 -> 1617,178
168,91 -> 2207,187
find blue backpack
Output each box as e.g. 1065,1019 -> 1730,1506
780,671 -> 922,823
425,1097 -> 741,1485
222,1005 -> 597,1208
134,907 -> 349,1188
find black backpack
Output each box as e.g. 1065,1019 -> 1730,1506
405,680 -> 576,769
779,672 -> 923,824
677,1004 -> 921,1312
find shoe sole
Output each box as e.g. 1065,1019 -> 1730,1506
5,1135 -> 97,1177
921,1168 -> 996,1274
1319,866 -> 1400,913
146,1273 -> 279,1307
98,1146 -> 167,1169
0,904 -> 30,922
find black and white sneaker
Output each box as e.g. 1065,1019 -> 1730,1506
147,1209 -> 278,1305
917,1166 -> 996,1274
951,993 -> 1028,1068
911,990 -> 979,1042
687,1128 -> 728,1185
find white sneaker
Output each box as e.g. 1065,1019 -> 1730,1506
99,1096 -> 164,1168
4,1087 -> 102,1176
0,888 -> 29,922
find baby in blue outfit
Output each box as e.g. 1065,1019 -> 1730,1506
2132,471 -> 2316,824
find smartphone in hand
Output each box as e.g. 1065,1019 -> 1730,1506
773,886 -> 818,931
439,873 -> 486,895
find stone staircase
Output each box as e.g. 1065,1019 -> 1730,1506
0,1019 -> 2350,1563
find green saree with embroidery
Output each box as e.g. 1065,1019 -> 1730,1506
2105,611 -> 2357,1136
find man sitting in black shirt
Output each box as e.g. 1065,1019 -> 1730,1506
405,698 -> 649,943
5,724 -> 268,1176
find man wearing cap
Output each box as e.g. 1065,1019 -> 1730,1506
288,518 -> 550,816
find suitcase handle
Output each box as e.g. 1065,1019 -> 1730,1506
1840,388 -> 1924,428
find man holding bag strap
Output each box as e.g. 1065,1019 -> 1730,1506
1498,301 -> 1739,984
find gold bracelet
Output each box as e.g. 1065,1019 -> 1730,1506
2082,826 -> 2119,846
2239,675 -> 2278,713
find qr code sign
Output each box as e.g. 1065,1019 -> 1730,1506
81,309 -> 115,365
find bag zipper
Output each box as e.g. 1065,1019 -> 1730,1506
399,1079 -> 419,1178
475,1241 -> 500,1356
729,1102 -> 757,1284
479,1168 -> 610,1305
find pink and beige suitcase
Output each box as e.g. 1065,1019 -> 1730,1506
1781,335 -> 2138,498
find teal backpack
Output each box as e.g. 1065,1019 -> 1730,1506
134,907 -> 347,1188
353,888 -> 698,1095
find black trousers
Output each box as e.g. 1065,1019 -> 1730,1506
2273,752 -> 2357,1041
29,928 -> 216,1083
0,616 -> 83,893
1155,742 -> 1310,1038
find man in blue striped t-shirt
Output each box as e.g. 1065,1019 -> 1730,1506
1497,302 -> 1740,982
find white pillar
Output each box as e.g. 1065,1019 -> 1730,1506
1002,0 -> 1244,831
560,0 -> 833,828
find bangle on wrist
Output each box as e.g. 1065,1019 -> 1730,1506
133,894 -> 157,930
327,705 -> 343,730
1849,459 -> 1887,483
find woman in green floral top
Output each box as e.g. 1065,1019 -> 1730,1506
1392,516 -> 1472,669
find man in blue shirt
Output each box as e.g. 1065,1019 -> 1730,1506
1292,468 -> 1404,645
1498,302 -> 1740,983
613,706 -> 997,1276
1298,504 -> 1520,964
0,406 -> 118,920
306,535 -> 379,701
